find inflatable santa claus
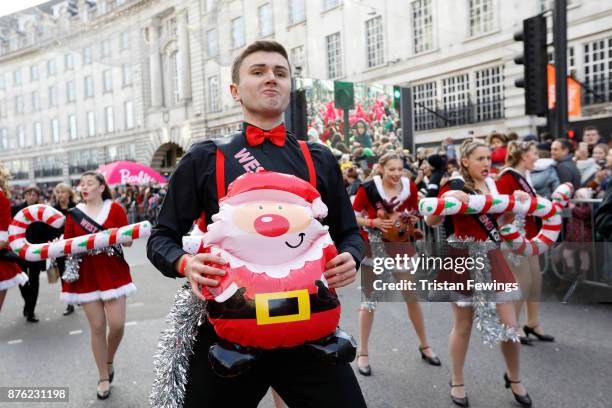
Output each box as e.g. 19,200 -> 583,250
183,170 -> 356,376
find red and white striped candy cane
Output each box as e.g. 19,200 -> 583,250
418,194 -> 562,256
550,182 -> 574,210
8,204 -> 151,262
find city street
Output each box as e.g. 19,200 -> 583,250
1,240 -> 611,408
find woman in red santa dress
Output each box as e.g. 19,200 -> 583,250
60,171 -> 136,400
497,140 -> 554,345
352,152 -> 440,377
0,165 -> 28,312
425,139 -> 532,407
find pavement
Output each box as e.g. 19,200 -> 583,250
1,240 -> 611,408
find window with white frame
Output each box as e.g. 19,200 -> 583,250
412,0 -> 433,54
207,29 -> 218,57
34,122 -> 42,145
413,81 -> 437,131
30,65 -> 39,81
99,0 -> 107,14
290,45 -> 305,72
14,69 -> 22,86
84,76 -> 94,98
0,74 -> 4,90
87,111 -> 96,137
65,53 -> 74,71
258,3 -> 274,37
583,37 -> 612,105
105,106 -> 114,132
231,17 -> 244,48
475,66 -> 504,121
468,0 -> 494,37
442,73 -> 470,125
49,86 -> 57,108
120,31 -> 130,50
66,80 -> 76,102
289,0 -> 305,25
326,32 -> 342,78
125,100 -> 134,129
122,64 -> 133,87
0,129 -> 8,150
17,126 -> 25,148
15,96 -> 24,114
208,76 -> 220,112
68,114 -> 77,139
83,46 -> 92,65
103,69 -> 113,92
51,118 -> 60,143
324,0 -> 342,10
32,91 -> 40,111
205,0 -> 215,12
47,58 -> 56,76
171,52 -> 180,103
101,39 -> 111,58
366,16 -> 384,68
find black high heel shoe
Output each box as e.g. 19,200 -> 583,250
519,335 -> 534,346
107,362 -> 114,384
504,373 -> 532,407
449,381 -> 469,407
524,325 -> 555,342
419,346 -> 441,366
96,379 -> 111,400
356,353 -> 371,376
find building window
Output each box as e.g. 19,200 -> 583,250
125,100 -> 134,129
17,126 -> 25,148
475,66 -> 504,121
412,0 -> 434,54
442,74 -> 470,126
469,0 -> 494,37
365,16 -> 384,68
288,0 -> 305,25
258,3 -> 274,37
324,0 -> 342,10
15,96 -> 24,114
49,86 -> 57,108
87,111 -> 96,137
30,65 -> 39,81
65,53 -> 74,71
290,45 -> 305,73
47,58 -> 56,76
205,0 -> 215,12
583,37 -> 612,105
0,74 -> 4,90
83,46 -> 92,65
84,76 -> 94,98
105,106 -> 114,132
120,31 -> 130,50
207,29 -> 218,57
326,32 -> 343,79
14,69 -> 22,86
103,69 -> 113,92
31,91 -> 41,111
413,81 -> 437,131
68,114 -> 77,140
208,76 -> 220,112
0,129 -> 8,150
99,0 -> 107,14
172,53 -> 181,103
231,17 -> 244,48
122,64 -> 133,87
66,81 -> 76,102
34,122 -> 42,145
51,118 -> 60,143
101,39 -> 111,58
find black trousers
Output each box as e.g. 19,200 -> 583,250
19,266 -> 42,316
183,321 -> 367,408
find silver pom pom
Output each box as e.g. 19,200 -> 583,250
150,283 -> 206,408
62,255 -> 81,283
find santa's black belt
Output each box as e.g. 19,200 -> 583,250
206,282 -> 340,323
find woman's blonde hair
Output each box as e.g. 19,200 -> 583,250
53,182 -> 77,204
0,163 -> 12,198
459,138 -> 489,191
505,140 -> 537,168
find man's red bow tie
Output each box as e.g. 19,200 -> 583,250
245,124 -> 286,147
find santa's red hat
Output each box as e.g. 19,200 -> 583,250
222,170 -> 328,218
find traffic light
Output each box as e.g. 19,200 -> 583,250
514,15 -> 548,117
393,86 -> 401,111
334,81 -> 354,110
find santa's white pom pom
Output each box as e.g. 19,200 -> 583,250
311,197 -> 328,219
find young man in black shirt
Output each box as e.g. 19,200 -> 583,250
147,40 -> 366,407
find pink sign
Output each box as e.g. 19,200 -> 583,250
97,161 -> 167,186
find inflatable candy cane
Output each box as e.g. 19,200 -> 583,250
550,182 -> 574,210
8,204 -> 151,262
419,193 -> 562,256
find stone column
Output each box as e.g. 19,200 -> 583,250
177,9 -> 192,100
149,20 -> 163,108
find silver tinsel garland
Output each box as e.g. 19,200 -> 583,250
61,246 -> 122,283
506,213 -> 526,267
448,236 -> 519,346
150,283 -> 205,408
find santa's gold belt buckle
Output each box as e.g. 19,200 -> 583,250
255,289 -> 311,325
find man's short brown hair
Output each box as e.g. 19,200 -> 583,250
231,40 -> 290,84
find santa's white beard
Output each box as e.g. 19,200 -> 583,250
205,204 -> 329,265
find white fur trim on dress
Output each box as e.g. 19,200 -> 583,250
0,230 -> 8,242
60,282 -> 137,304
0,272 -> 28,290
76,199 -> 113,226
373,175 -> 410,210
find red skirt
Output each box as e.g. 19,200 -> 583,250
61,253 -> 136,304
0,259 -> 27,290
